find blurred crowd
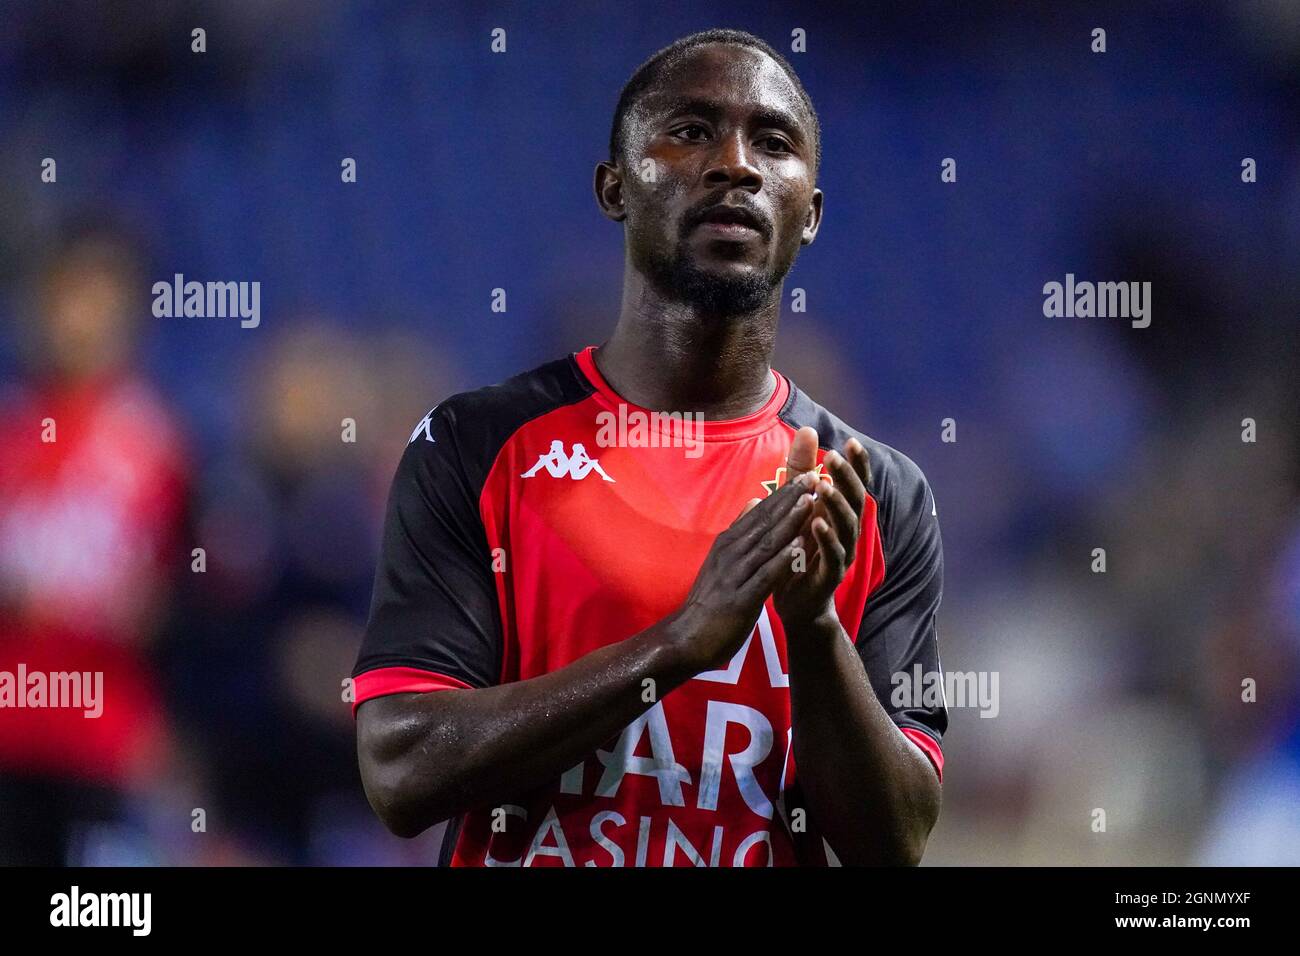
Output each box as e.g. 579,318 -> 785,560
0,1 -> 1297,864
0,221 -> 452,863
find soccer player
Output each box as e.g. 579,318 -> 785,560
352,28 -> 946,867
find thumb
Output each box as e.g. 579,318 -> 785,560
784,425 -> 819,483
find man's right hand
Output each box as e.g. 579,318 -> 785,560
357,441 -> 817,838
668,471 -> 818,672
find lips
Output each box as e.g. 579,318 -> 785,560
694,205 -> 766,239
696,221 -> 760,240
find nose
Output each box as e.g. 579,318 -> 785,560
702,129 -> 762,193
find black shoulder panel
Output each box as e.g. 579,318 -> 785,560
353,353 -> 594,690
437,353 -> 596,491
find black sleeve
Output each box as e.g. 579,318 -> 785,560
353,403 -> 503,694
854,451 -> 948,750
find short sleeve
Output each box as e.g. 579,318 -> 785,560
854,462 -> 947,780
351,405 -> 503,715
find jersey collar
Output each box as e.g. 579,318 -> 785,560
572,345 -> 789,442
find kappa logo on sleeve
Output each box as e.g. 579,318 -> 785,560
521,440 -> 616,482
408,406 -> 438,444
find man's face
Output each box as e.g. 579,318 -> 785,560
39,253 -> 137,381
610,44 -> 822,316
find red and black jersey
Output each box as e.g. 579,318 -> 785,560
353,346 -> 946,867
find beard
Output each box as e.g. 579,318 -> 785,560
641,239 -> 788,317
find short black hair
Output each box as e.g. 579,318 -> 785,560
608,29 -> 821,174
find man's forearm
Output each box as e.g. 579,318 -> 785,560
786,612 -> 942,865
357,613 -> 702,837
358,475 -> 815,838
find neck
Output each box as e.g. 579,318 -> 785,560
594,263 -> 781,419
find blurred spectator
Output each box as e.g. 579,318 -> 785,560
1198,517 -> 1300,865
0,217 -> 188,863
157,322 -> 452,863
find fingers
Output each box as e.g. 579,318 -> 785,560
740,532 -> 810,605
723,433 -> 867,603
844,437 -> 872,488
821,443 -> 868,519
718,474 -> 815,580
811,476 -> 858,563
783,426 -> 819,483
737,488 -> 816,580
811,515 -> 847,578
727,470 -> 814,537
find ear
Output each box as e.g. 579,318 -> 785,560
801,188 -> 824,245
594,161 -> 626,222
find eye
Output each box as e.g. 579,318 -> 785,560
672,123 -> 710,142
760,135 -> 793,153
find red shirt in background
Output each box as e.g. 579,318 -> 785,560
0,374 -> 188,786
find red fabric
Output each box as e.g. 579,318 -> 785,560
901,727 -> 944,783
352,667 -> 473,716
0,623 -> 167,785
574,345 -> 789,441
446,348 -> 890,867
0,374 -> 187,786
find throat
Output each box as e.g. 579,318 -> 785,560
593,332 -> 777,421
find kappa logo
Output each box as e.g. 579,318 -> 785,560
409,407 -> 438,444
521,440 -> 615,482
